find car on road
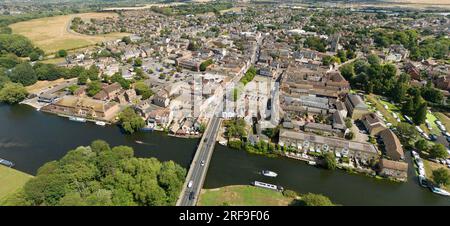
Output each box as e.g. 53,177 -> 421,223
189,191 -> 195,200
201,160 -> 205,166
188,180 -> 193,188
204,138 -> 208,143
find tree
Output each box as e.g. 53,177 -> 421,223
200,59 -> 213,71
336,50 -> 347,63
323,152 -> 337,170
29,51 -> 40,61
402,98 -> 415,116
301,193 -> 334,206
391,81 -> 408,103
77,72 -> 88,85
413,103 -> 427,125
429,144 -> 448,159
118,107 -> 145,134
0,82 -> 28,104
56,49 -> 67,58
122,36 -> 131,45
432,168 -> 450,187
86,81 -> 102,97
134,81 -> 153,100
16,141 -> 186,206
414,139 -> 429,154
0,53 -> 22,69
134,58 -> 142,67
339,63 -> 355,81
395,122 -> 418,144
9,62 -> 37,86
111,72 -> 130,89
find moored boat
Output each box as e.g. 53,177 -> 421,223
252,181 -> 283,191
430,186 -> 450,197
0,158 -> 14,167
308,161 -> 317,166
69,116 -> 87,122
95,121 -> 106,126
261,170 -> 278,177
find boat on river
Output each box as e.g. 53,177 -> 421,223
261,170 -> 278,177
69,117 -> 87,122
135,141 -> 144,144
252,181 -> 283,191
0,158 -> 14,167
95,121 -> 106,126
430,186 -> 450,197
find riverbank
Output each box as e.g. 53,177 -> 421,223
198,185 -> 294,206
0,165 -> 33,203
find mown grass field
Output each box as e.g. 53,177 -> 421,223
198,185 -> 294,206
423,160 -> 450,192
0,165 -> 32,202
9,12 -> 128,54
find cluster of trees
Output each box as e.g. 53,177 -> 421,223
224,118 -> 247,140
400,87 -> 428,125
373,29 -> 449,61
240,66 -> 257,86
134,81 -> 154,100
340,54 -> 444,126
289,192 -> 335,206
322,49 -> 355,66
7,140 -> 186,206
200,59 -> 213,71
0,34 -> 43,59
415,139 -> 449,159
304,37 -> 327,52
340,54 -> 397,95
432,168 -> 450,188
118,107 -> 145,134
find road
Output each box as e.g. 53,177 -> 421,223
176,33 -> 263,206
177,115 -> 222,206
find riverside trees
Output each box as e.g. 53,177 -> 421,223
8,140 -> 186,206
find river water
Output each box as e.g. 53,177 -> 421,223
0,104 -> 448,205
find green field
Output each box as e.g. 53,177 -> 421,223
0,166 -> 32,203
198,185 -> 294,206
423,160 -> 450,192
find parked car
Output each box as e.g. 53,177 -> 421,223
188,180 -> 193,188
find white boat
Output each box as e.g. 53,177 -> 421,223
95,121 -> 106,126
135,141 -> 144,144
308,161 -> 317,166
0,158 -> 14,167
430,186 -> 450,197
252,181 -> 283,191
261,170 -> 278,177
69,116 -> 87,122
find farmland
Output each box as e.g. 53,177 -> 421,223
198,185 -> 294,206
9,12 -> 128,55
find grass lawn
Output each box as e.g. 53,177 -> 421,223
9,12 -> 128,54
424,112 -> 440,135
0,165 -> 33,202
198,185 -> 294,206
365,94 -> 398,125
435,112 -> 450,132
423,159 -> 450,192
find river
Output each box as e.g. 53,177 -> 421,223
0,104 -> 448,205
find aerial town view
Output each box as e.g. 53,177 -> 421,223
0,0 -> 449,213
